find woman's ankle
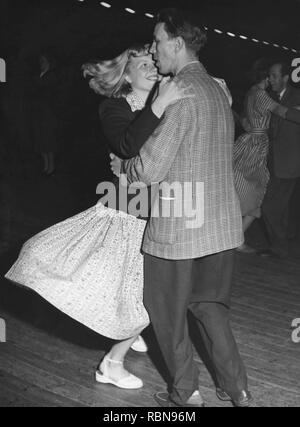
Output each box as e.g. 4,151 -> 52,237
99,355 -> 129,380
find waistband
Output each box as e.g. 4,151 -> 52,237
249,128 -> 268,135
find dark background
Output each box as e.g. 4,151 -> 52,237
0,0 -> 299,97
0,0 -> 299,129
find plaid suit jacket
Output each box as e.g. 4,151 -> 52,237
123,62 -> 243,260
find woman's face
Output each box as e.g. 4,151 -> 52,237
126,54 -> 159,93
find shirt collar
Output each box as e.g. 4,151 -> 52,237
125,91 -> 146,112
279,88 -> 287,100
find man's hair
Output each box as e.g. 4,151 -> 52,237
156,8 -> 207,55
250,58 -> 272,84
272,61 -> 291,79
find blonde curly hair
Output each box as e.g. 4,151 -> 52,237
82,45 -> 150,98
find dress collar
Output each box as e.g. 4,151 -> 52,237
125,91 -> 146,112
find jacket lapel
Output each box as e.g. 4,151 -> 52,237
272,86 -> 292,138
281,86 -> 291,106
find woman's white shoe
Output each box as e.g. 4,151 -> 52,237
95,356 -> 143,390
130,335 -> 148,353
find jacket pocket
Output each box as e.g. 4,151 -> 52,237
147,216 -> 177,245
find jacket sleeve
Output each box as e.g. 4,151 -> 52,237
99,99 -> 162,160
122,99 -> 193,185
286,107 -> 300,125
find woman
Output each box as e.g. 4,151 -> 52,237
234,59 -> 300,253
5,45 -> 189,389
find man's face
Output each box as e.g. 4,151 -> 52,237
150,23 -> 177,75
269,64 -> 288,94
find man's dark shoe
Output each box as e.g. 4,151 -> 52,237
216,388 -> 253,407
154,391 -> 205,408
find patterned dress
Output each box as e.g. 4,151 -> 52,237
234,86 -> 277,217
5,93 -> 159,340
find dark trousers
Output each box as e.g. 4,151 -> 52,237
144,251 -> 248,406
262,174 -> 297,255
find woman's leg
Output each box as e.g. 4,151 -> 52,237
108,336 -> 137,361
99,334 -> 141,381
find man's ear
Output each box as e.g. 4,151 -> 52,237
283,74 -> 290,85
175,36 -> 185,53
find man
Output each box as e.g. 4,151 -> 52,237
262,62 -> 300,258
112,9 -> 251,407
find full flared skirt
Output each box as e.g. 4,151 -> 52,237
5,203 -> 150,340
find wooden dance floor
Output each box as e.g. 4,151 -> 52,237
1,156 -> 300,407
0,250 -> 300,407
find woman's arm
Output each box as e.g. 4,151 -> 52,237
256,89 -> 300,125
100,81 -> 193,160
272,103 -> 300,125
99,99 -> 162,160
151,78 -> 194,118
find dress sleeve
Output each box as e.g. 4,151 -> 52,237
255,90 -> 278,115
99,98 -> 162,160
286,107 -> 300,125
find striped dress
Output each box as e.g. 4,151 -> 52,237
234,86 -> 277,217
